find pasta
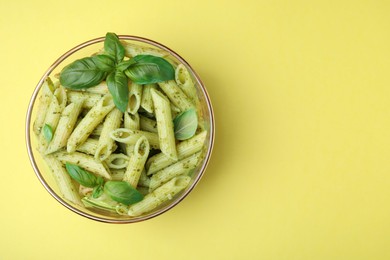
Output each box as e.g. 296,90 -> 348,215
33,78 -> 57,135
67,94 -> 115,153
46,97 -> 85,154
37,86 -> 67,152
123,136 -> 150,187
32,37 -> 208,218
127,176 -> 191,217
95,108 -> 123,161
151,88 -> 178,160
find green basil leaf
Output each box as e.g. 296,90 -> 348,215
43,124 -> 53,142
104,181 -> 144,205
173,108 -> 198,140
92,184 -> 104,198
92,54 -> 116,72
116,59 -> 136,72
124,55 -> 175,84
106,70 -> 129,112
104,32 -> 125,63
60,57 -> 107,89
65,163 -> 97,188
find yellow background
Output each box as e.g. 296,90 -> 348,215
1,0 -> 390,259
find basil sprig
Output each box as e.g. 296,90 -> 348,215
104,181 -> 143,205
60,32 -> 175,112
65,163 -> 104,198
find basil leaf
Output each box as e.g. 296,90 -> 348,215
104,32 -> 125,63
65,163 -> 97,188
92,185 -> 104,198
124,55 -> 175,84
104,181 -> 144,205
43,124 -> 53,142
116,60 -> 136,72
106,70 -> 129,112
173,108 -> 198,140
93,54 -> 116,72
60,57 -> 107,89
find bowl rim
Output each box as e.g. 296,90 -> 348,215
25,35 -> 215,223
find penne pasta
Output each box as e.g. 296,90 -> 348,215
67,94 -> 115,153
127,176 -> 191,217
140,84 -> 157,113
95,108 -> 123,161
37,86 -> 67,152
33,77 -> 57,135
43,155 -> 82,206
157,80 -> 194,112
53,151 -> 111,180
128,82 -> 142,114
148,152 -> 200,191
67,91 -> 102,109
151,88 -> 178,160
139,115 -> 158,133
123,136 -> 150,187
46,98 -> 85,154
146,131 -> 207,175
110,128 -> 160,149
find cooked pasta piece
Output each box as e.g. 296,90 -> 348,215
123,136 -> 150,187
157,80 -> 193,112
140,84 -> 157,113
54,151 -> 111,179
37,86 -> 67,152
124,112 -> 140,155
146,131 -> 207,175
76,138 -> 99,155
105,153 -> 129,169
148,152 -> 200,191
95,108 -> 123,161
127,176 -> 191,217
122,41 -> 168,58
67,91 -> 102,109
110,128 -> 160,149
128,82 -> 142,114
43,155 -> 82,206
67,94 -> 115,153
139,115 -> 158,133
33,77 -> 57,135
46,98 -> 85,154
151,88 -> 177,160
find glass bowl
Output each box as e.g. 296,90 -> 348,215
25,35 -> 215,223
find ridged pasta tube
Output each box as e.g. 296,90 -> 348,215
54,151 -> 111,180
146,131 -> 207,175
67,91 -> 102,109
38,86 -> 67,152
67,94 -> 115,153
151,88 -> 178,160
33,77 -> 56,135
127,176 -> 191,217
43,155 -> 82,206
110,128 -> 160,149
139,115 -> 158,133
95,108 -> 123,161
123,136 -> 150,187
149,152 -> 200,191
105,153 -> 129,169
128,82 -> 142,114
157,80 -> 194,112
46,97 -> 85,154
140,84 -> 157,113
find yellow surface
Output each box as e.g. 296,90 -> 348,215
1,0 -> 390,259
